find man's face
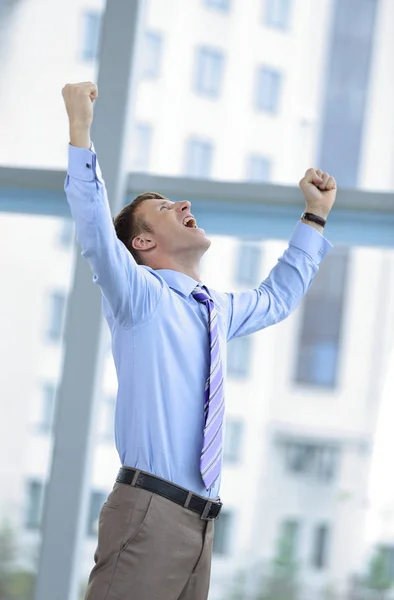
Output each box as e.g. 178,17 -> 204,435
135,198 -> 211,259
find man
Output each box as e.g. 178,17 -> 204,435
62,82 -> 336,600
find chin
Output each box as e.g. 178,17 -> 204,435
201,236 -> 211,252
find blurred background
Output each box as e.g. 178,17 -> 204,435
0,0 -> 394,599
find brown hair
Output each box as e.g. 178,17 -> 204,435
113,192 -> 166,264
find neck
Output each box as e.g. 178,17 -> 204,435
146,255 -> 201,282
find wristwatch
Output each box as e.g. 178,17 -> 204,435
301,212 -> 327,228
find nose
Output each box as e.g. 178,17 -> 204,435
175,200 -> 191,213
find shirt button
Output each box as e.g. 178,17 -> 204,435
86,163 -> 92,169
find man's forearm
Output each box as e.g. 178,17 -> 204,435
69,123 -> 91,149
301,204 -> 329,235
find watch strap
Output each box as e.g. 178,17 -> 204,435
301,212 -> 327,228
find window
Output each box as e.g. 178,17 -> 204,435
255,66 -> 282,114
312,524 -> 330,569
97,395 -> 115,442
58,219 -> 74,248
38,383 -> 56,434
227,336 -> 252,378
317,0 -> 378,187
277,519 -> 299,560
81,10 -> 101,62
184,138 -> 213,178
295,248 -> 349,387
213,510 -> 233,555
235,243 -> 262,287
204,0 -> 231,10
87,491 -> 107,537
130,123 -> 152,171
143,32 -> 163,78
224,419 -> 244,464
46,290 -> 67,343
194,47 -> 225,97
378,546 -> 394,582
246,155 -> 272,182
264,0 -> 292,30
26,480 -> 44,530
284,442 -> 339,482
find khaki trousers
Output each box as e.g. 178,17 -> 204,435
85,478 -> 215,600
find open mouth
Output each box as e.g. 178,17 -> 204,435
182,216 -> 197,229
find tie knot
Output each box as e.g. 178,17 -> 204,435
192,286 -> 212,304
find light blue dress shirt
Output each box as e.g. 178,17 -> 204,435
65,145 -> 333,499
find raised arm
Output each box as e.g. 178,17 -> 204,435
226,168 -> 337,340
62,82 -> 162,328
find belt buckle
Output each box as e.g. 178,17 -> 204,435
201,501 -> 213,521
214,500 -> 223,519
201,499 -> 222,521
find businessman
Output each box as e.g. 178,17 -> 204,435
62,82 -> 336,600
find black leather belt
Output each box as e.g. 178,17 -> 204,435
116,467 -> 223,521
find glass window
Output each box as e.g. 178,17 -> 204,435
184,138 -> 213,178
213,510 -> 233,555
264,0 -> 292,30
255,66 -> 282,114
235,243 -> 262,287
312,524 -> 330,569
278,519 -> 300,559
294,248 -> 349,388
246,155 -> 272,182
46,290 -> 67,343
378,546 -> 394,582
204,0 -> 231,10
301,339 -> 339,387
81,10 -> 101,62
87,491 -> 106,537
25,480 -> 45,530
317,0 -> 378,187
227,336 -> 252,378
284,442 -> 339,482
194,47 -> 225,97
130,123 -> 153,171
38,382 -> 56,434
143,31 -> 163,78
224,419 -> 244,464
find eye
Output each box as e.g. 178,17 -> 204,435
160,204 -> 171,211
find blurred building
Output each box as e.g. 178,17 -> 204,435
1,0 -> 394,599
205,239 -> 394,599
1,213 -> 393,599
0,0 -> 392,192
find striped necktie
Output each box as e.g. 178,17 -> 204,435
192,286 -> 224,489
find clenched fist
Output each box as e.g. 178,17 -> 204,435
62,82 -> 98,148
299,168 -> 337,220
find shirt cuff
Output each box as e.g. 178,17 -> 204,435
67,142 -> 103,182
289,221 -> 333,265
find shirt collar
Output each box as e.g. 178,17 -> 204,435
154,269 -> 200,297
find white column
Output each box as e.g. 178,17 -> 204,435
34,1 -> 145,599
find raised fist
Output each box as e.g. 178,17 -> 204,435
62,82 -> 98,128
299,168 -> 337,219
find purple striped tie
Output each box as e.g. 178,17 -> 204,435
192,286 -> 224,489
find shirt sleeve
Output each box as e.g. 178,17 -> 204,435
64,144 -> 163,328
226,222 -> 333,340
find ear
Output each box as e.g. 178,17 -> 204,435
132,234 -> 156,252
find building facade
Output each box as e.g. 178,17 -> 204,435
1,0 -> 394,598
